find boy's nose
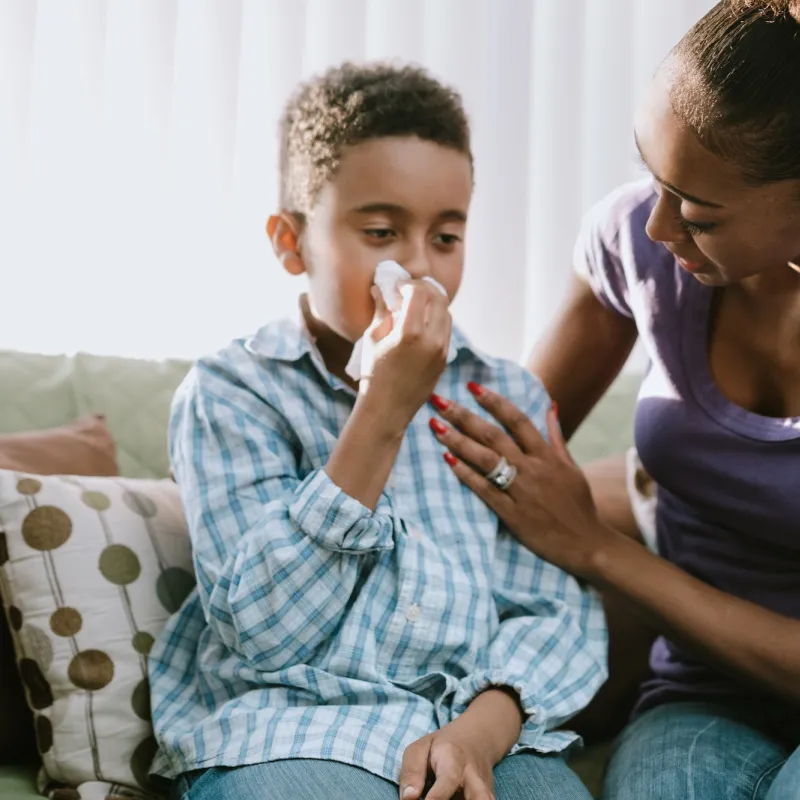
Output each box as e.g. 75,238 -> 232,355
401,250 -> 433,281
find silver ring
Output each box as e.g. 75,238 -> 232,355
485,456 -> 517,492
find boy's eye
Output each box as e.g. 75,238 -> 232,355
436,233 -> 462,246
364,228 -> 395,239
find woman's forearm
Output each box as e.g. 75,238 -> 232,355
590,525 -> 800,701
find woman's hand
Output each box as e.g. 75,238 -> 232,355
430,383 -> 615,578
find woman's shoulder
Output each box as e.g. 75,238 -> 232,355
578,178 -> 664,265
575,179 -> 679,318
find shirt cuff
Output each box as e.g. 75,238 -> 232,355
451,670 -> 546,751
288,469 -> 395,553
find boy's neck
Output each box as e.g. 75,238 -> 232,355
300,295 -> 360,391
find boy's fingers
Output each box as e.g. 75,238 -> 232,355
398,738 -> 431,800
369,286 -> 394,342
396,283 -> 429,339
463,765 -> 493,800
423,753 -> 462,800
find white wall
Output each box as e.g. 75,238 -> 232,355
0,0 -> 716,363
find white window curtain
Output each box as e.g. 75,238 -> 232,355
0,0 -> 716,363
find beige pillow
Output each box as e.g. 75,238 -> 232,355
0,471 -> 194,797
0,415 -> 119,768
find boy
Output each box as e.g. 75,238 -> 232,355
149,63 -> 605,800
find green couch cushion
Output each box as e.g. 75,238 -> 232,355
0,350 -> 190,479
0,349 -> 638,478
0,765 -> 38,800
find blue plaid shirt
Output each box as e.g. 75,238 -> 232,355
149,317 -> 607,782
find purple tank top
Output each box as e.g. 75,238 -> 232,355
574,180 -> 800,713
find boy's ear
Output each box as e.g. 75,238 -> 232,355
267,212 -> 305,276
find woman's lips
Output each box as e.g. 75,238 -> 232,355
675,255 -> 705,273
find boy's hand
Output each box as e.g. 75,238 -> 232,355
398,726 -> 495,800
360,279 -> 451,427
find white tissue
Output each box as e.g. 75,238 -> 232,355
345,260 -> 448,381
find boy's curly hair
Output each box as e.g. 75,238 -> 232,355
278,62 -> 472,217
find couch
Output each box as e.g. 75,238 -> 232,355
0,348 -> 638,799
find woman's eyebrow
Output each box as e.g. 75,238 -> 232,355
635,136 -> 724,209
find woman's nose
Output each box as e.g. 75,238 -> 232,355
645,191 -> 691,245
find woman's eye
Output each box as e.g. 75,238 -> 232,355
436,233 -> 461,246
364,228 -> 395,240
676,215 -> 716,236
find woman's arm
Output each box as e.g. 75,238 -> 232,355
432,392 -> 800,703
591,528 -> 800,702
526,275 -> 638,440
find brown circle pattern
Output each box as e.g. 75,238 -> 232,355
67,650 -> 114,691
131,678 -> 151,722
19,657 -> 53,709
22,624 -> 54,673
35,713 -> 53,754
131,735 -> 158,789
132,631 -> 155,655
21,506 -> 72,551
16,478 -> 42,496
9,605 -> 23,631
50,607 -> 83,637
81,490 -> 112,511
157,567 -> 196,613
123,490 -> 157,518
98,544 -> 141,585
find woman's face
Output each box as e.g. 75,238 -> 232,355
634,66 -> 800,287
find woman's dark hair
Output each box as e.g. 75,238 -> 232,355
671,0 -> 800,184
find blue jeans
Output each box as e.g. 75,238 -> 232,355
604,701 -> 800,799
174,754 -> 592,800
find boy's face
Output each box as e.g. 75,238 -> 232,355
271,136 -> 473,345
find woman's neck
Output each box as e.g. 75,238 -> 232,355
736,262 -> 800,303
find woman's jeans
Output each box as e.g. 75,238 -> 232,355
605,701 -> 800,799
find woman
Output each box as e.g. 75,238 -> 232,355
428,1 -> 800,797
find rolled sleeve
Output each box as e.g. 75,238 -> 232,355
290,469 -> 394,553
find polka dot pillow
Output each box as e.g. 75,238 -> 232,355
0,471 -> 195,798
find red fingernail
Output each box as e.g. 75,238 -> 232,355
467,382 -> 484,397
443,452 -> 458,467
552,401 -> 559,417
430,394 -> 451,412
429,418 -> 448,435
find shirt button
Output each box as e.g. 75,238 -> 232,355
405,603 -> 421,623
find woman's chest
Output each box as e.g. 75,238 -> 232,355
635,382 -> 800,551
709,291 -> 800,418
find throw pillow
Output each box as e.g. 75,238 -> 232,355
0,415 -> 119,767
0,472 -> 194,798
0,415 -> 118,477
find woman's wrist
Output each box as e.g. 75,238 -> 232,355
584,520 -> 643,583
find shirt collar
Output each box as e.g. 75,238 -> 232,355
245,300 -> 493,376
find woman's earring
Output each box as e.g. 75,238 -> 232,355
789,260 -> 800,273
